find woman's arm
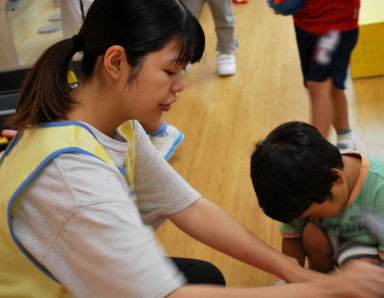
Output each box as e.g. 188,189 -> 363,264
169,197 -> 319,283
169,198 -> 384,297
166,259 -> 384,298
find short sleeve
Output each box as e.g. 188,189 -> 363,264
280,219 -> 308,238
132,121 -> 201,228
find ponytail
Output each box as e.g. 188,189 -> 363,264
8,38 -> 79,129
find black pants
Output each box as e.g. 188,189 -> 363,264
170,257 -> 226,285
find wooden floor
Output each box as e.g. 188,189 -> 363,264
5,0 -> 384,288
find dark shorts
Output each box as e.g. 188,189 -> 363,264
294,25 -> 359,89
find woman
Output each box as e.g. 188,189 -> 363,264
1,0 -> 383,297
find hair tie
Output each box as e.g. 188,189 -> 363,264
72,35 -> 83,52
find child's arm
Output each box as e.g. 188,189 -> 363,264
282,237 -> 306,267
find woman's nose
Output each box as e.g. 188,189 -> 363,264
171,71 -> 185,93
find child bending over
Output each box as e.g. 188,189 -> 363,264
250,121 -> 384,272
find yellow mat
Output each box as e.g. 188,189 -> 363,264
350,0 -> 384,78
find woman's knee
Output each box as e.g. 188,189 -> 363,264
170,257 -> 226,285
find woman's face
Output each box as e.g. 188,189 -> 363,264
122,39 -> 186,124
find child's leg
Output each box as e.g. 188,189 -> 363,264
182,0 -> 205,19
332,87 -> 355,150
302,221 -> 334,272
207,0 -> 238,76
329,28 -> 359,150
332,87 -> 349,131
294,26 -> 334,138
207,0 -> 238,54
307,78 -> 333,138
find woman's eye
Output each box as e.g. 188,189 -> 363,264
165,70 -> 176,76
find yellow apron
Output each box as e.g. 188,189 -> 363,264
0,120 -> 135,297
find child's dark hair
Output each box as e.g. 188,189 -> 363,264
9,0 -> 204,129
250,121 -> 344,223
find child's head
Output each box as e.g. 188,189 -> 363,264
10,0 -> 204,129
250,121 -> 344,223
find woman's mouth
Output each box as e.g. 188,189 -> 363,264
160,104 -> 171,112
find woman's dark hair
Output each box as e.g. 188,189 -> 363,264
9,0 -> 205,129
250,121 -> 344,223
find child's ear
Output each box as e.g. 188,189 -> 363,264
103,45 -> 129,80
332,168 -> 345,185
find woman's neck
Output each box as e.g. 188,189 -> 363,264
66,79 -> 122,137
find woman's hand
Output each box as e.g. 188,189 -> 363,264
314,260 -> 384,297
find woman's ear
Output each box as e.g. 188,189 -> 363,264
332,168 -> 345,185
103,45 -> 129,81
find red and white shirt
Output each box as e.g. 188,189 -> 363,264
293,0 -> 360,34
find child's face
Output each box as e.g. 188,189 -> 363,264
297,199 -> 344,220
298,172 -> 350,220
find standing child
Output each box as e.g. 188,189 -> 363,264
183,0 -> 239,76
287,0 -> 360,150
251,121 -> 384,272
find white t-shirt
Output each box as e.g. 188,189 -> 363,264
12,121 -> 201,298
